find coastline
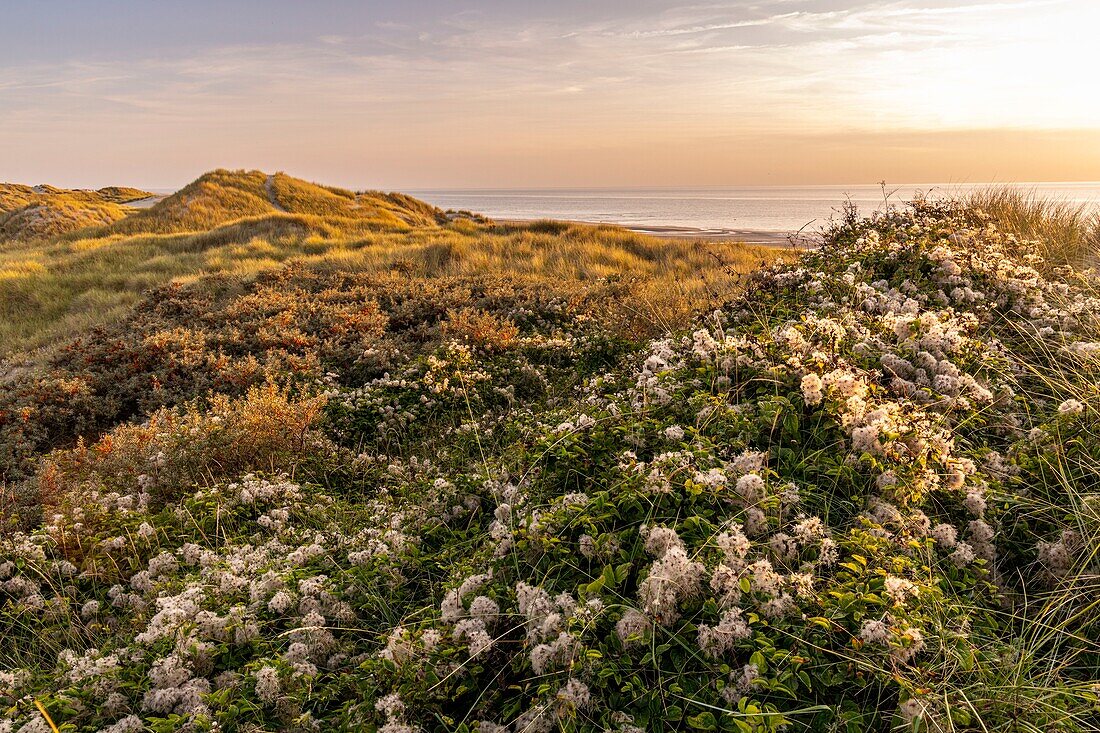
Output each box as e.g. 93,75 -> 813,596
497,218 -> 803,245
619,223 -> 799,245
117,201 -> 805,246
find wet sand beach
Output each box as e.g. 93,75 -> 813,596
499,218 -> 806,246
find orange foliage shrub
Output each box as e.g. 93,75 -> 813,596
38,383 -> 329,515
442,308 -> 520,351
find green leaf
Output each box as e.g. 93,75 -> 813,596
602,564 -> 618,587
950,707 -> 972,726
770,682 -> 796,698
687,712 -> 717,730
584,575 -> 606,595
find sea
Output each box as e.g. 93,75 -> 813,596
412,182 -> 1100,240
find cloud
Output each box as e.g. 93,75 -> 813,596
574,13 -> 801,39
0,0 -> 1095,186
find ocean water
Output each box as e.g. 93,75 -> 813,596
413,183 -> 1100,236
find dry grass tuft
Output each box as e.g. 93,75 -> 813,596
965,187 -> 1100,268
36,383 -> 327,517
442,307 -> 521,351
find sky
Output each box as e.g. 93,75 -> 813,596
1,0 -> 1098,189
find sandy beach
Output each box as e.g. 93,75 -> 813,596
619,223 -> 800,245
499,218 -> 803,245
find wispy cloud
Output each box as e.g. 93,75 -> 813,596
0,0 -> 1096,187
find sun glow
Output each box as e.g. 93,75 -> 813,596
852,0 -> 1100,130
2,0 -> 1099,186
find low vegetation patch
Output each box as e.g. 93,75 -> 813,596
0,269 -> 666,494
2,197 -> 1099,732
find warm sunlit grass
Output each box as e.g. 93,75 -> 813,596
106,169 -> 276,235
0,184 -> 43,213
965,187 -> 1100,268
0,195 -> 792,354
0,182 -> 155,241
0,195 -> 130,240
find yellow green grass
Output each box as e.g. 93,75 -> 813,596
0,184 -> 42,213
0,170 -> 785,357
105,169 -> 277,234
0,183 -> 155,241
0,196 -> 130,240
0,183 -> 154,216
965,187 -> 1100,268
268,173 -> 442,226
107,170 -> 445,235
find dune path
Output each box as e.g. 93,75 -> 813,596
125,195 -> 167,209
265,174 -> 288,212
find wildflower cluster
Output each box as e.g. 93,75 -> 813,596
4,199 -> 1100,731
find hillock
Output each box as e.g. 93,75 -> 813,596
96,187 -> 158,204
0,196 -> 130,240
0,183 -> 153,241
108,170 -> 446,236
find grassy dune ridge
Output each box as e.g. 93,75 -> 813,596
0,183 -> 155,242
106,170 -> 445,236
2,174 -> 1100,732
0,184 -> 153,215
0,170 -> 778,356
